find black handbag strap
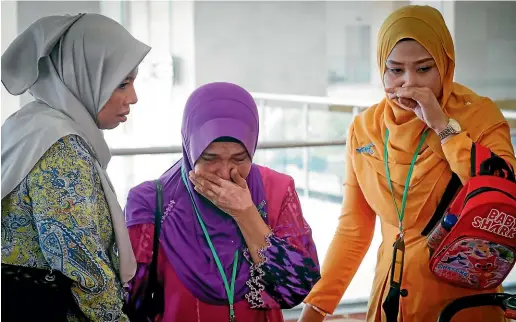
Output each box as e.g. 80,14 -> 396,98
146,180 -> 163,300
421,172 -> 462,236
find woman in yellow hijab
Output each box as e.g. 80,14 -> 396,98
299,5 -> 516,322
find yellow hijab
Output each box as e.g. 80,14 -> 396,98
353,5 -> 507,187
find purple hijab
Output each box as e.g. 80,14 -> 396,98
126,82 -> 268,304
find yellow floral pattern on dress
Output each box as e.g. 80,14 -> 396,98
1,135 -> 127,321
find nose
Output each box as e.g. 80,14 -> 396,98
126,86 -> 138,105
216,164 -> 233,181
401,70 -> 417,88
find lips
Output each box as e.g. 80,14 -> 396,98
117,112 -> 129,122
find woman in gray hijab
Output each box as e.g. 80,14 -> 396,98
1,13 -> 150,322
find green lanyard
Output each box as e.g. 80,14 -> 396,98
383,128 -> 428,234
383,129 -> 428,301
181,168 -> 239,322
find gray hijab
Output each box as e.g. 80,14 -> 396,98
1,13 -> 151,283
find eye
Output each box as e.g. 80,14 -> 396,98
417,66 -> 432,73
200,155 -> 217,162
118,82 -> 129,90
234,155 -> 247,162
388,68 -> 403,74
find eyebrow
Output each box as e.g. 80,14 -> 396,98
201,151 -> 248,158
201,152 -> 219,158
386,57 -> 434,65
232,151 -> 248,157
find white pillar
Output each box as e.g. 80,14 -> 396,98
170,1 -> 196,96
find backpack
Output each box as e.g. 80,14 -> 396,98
429,143 -> 516,289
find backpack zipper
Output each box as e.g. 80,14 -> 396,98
463,187 -> 516,208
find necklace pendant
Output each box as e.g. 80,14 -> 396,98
229,315 -> 236,322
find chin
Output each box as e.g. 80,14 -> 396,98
99,122 -> 120,130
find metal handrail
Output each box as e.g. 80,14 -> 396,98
110,130 -> 515,157
110,128 -> 515,157
503,110 -> 516,120
111,139 -> 347,156
251,91 -> 375,108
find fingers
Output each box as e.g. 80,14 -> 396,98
189,172 -> 222,196
191,176 -> 219,205
230,168 -> 247,188
389,87 -> 431,102
384,87 -> 398,100
398,97 -> 418,109
192,171 -> 223,186
385,88 -> 418,110
384,87 -> 396,93
393,87 -> 417,100
194,185 -> 217,203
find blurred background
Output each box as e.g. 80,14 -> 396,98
2,1 -> 515,320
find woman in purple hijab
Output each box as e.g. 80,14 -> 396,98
125,82 -> 320,322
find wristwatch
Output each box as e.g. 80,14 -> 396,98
437,118 -> 461,141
